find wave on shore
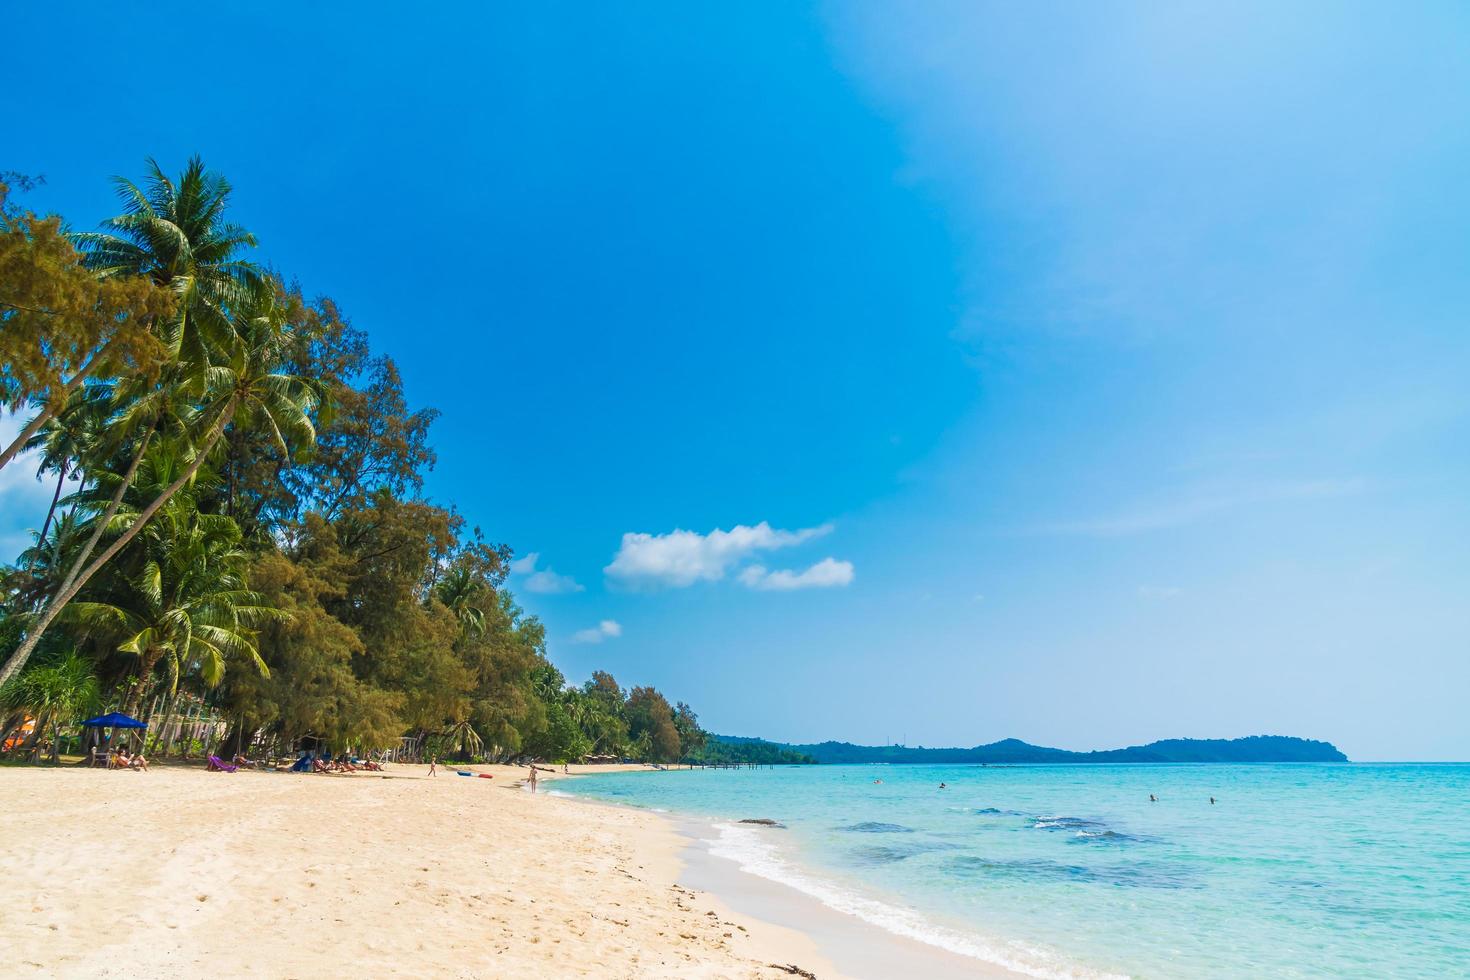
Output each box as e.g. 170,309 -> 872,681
707,820 -> 1125,980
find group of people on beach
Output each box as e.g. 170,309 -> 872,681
311,756 -> 384,773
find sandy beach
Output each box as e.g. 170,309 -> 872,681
0,763 -> 838,979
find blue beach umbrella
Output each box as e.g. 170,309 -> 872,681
80,712 -> 148,729
80,712 -> 149,758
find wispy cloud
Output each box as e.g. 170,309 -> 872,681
604,521 -> 833,589
509,551 -> 584,594
1137,585 -> 1183,599
738,558 -> 855,591
1035,478 -> 1365,537
571,619 -> 622,644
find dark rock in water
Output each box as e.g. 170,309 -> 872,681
1066,829 -> 1141,845
840,821 -> 915,834
950,855 -> 1200,889
739,818 -> 785,827
850,840 -> 962,865
1031,815 -> 1107,832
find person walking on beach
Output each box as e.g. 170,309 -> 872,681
529,764 -> 538,794
428,756 -> 438,778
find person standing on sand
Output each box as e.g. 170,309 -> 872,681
529,764 -> 538,794
428,756 -> 438,777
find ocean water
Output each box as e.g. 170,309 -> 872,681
555,763 -> 1470,978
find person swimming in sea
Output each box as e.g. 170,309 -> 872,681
1149,794 -> 1157,802
939,782 -> 947,790
1210,797 -> 1216,804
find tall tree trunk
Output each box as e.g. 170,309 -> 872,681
121,648 -> 163,718
0,344 -> 107,474
0,429 -> 152,687
0,400 -> 236,688
37,460 -> 68,550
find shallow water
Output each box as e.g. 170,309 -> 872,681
557,763 -> 1470,978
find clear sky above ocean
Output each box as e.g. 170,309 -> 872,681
7,2 -> 1469,759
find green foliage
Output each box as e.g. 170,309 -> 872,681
0,183 -> 172,419
0,651 -> 102,763
0,157 -> 721,765
690,735 -> 817,766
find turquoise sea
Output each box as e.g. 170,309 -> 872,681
557,763 -> 1470,978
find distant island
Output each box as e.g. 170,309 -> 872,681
707,734 -> 1347,765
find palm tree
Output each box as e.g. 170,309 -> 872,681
0,289 -> 316,687
72,155 -> 261,367
26,388 -> 110,549
0,157 -> 267,686
433,566 -> 487,636
0,651 -> 102,763
66,493 -> 284,717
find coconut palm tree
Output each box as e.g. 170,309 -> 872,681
0,289 -> 316,687
66,492 -> 285,716
72,155 -> 261,367
433,566 -> 488,637
25,388 -> 110,550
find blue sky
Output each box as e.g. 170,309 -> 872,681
7,2 -> 1469,759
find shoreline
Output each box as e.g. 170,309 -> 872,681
672,815 -> 1024,980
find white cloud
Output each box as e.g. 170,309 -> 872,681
604,521 -> 832,589
571,619 -> 622,644
509,551 -> 584,594
738,558 -> 855,591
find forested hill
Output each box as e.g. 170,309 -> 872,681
711,734 -> 1347,764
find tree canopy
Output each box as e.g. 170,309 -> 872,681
0,160 -> 728,765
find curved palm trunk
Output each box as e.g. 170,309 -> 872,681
0,400 -> 236,688
0,344 -> 107,474
37,460 -> 68,549
121,647 -> 164,718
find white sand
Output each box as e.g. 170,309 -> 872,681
0,763 -> 837,979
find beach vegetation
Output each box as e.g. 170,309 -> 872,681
0,159 -> 741,767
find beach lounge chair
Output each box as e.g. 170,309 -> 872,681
206,755 -> 238,773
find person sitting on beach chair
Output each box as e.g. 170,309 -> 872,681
312,757 -> 333,774
128,750 -> 150,771
232,753 -> 258,769
362,758 -> 384,772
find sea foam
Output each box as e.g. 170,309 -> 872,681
708,820 -> 1127,980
